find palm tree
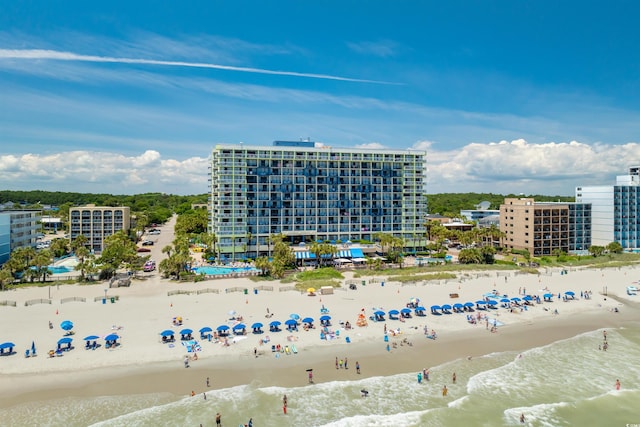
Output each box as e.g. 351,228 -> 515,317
0,266 -> 14,291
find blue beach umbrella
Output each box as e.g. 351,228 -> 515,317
251,322 -> 263,329
180,328 -> 193,335
160,329 -> 174,337
511,297 -> 521,302
60,320 -> 74,331
565,291 -> 575,296
523,295 -> 533,301
57,337 -> 73,345
269,321 -> 281,327
105,334 -> 119,341
430,305 -> 441,312
441,304 -> 452,312
463,302 -> 475,308
388,309 -> 400,316
83,335 -> 100,341
199,327 -> 213,334
284,319 -> 298,326
290,313 -> 301,321
320,315 -> 332,321
543,293 -> 553,299
216,325 -> 230,331
401,308 -> 412,314
487,300 -> 498,306
302,317 -> 314,324
233,323 -> 246,330
500,298 -> 511,303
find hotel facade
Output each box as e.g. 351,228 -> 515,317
209,141 -> 427,259
500,198 -> 591,256
69,205 -> 131,254
0,210 -> 41,265
576,166 -> 640,248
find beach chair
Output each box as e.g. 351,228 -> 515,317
271,344 -> 276,352
25,349 -> 30,358
345,337 -> 351,344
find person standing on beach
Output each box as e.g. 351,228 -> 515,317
356,361 -> 360,374
184,355 -> 190,368
206,377 -> 210,387
615,379 -> 621,390
216,412 -> 221,426
344,357 -> 348,369
452,372 -> 456,384
442,385 -> 448,396
520,413 -> 526,424
424,368 -> 429,381
335,357 -> 339,369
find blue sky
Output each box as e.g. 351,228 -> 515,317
1,1 -> 640,195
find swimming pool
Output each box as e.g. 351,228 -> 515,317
192,266 -> 259,275
47,265 -> 73,274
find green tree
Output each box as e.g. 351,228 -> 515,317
32,250 -> 54,281
98,231 -> 138,278
50,238 -> 69,258
254,256 -> 271,276
458,248 -> 483,264
0,266 -> 14,291
606,241 -> 623,254
588,245 -> 605,257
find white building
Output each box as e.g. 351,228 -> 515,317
576,166 -> 640,248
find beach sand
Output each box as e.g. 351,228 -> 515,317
1,258 -> 639,411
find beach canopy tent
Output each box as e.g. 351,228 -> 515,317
180,328 -> 193,336
232,324 -> 246,334
487,300 -> 498,307
441,304 -> 453,313
269,321 -> 282,332
83,335 -> 99,341
0,342 -> 15,355
401,308 -> 412,314
217,325 -> 230,331
430,305 -> 441,314
372,311 -> 385,322
199,327 -> 212,334
414,306 -> 426,316
522,295 -> 533,301
453,303 -> 464,312
476,301 -> 488,309
388,309 -> 400,320
160,330 -> 175,337
543,293 -> 554,302
290,313 -> 300,320
60,320 -> 74,331
302,317 -> 314,324
510,297 -> 521,303
319,315 -> 332,321
285,319 -> 298,330
565,291 -> 575,299
57,337 -> 73,351
500,298 -> 511,303
463,302 -> 475,308
251,323 -> 264,334
105,334 -> 119,341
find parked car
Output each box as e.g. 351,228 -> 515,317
148,230 -> 161,235
142,240 -> 154,246
143,260 -> 156,272
137,247 -> 151,253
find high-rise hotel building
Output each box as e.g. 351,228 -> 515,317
209,141 -> 427,259
577,166 -> 640,248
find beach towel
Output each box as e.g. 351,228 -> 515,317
182,340 -> 201,352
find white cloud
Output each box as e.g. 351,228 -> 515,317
1,140 -> 636,196
427,139 -> 640,194
354,142 -> 386,149
0,48 -> 396,84
0,150 -> 209,194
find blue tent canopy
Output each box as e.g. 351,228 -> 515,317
400,308 -> 412,314
0,342 -> 15,349
441,304 -> 452,310
160,330 -> 175,337
415,306 -> 426,311
487,300 -> 498,305
180,328 -> 193,335
511,297 -> 521,302
565,291 -> 575,296
372,311 -> 384,317
251,322 -> 263,329
302,317 -> 314,324
269,321 -> 281,327
83,335 -> 100,341
523,296 -> 533,301
57,337 -> 73,345
105,334 -> 119,341
453,303 -> 464,309
500,298 -> 511,303
543,293 -> 554,299
320,315 -> 332,321
388,309 -> 400,315
217,325 -> 230,331
199,327 -> 213,334
430,305 -> 441,311
284,319 -> 298,326
464,302 -> 475,307
232,323 -> 246,330
290,313 -> 300,320
350,248 -> 364,258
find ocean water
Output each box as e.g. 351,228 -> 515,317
3,327 -> 639,427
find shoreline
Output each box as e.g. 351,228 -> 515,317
1,262 -> 639,413
2,304 -> 637,410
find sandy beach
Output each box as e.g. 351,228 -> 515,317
1,255 -> 639,412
